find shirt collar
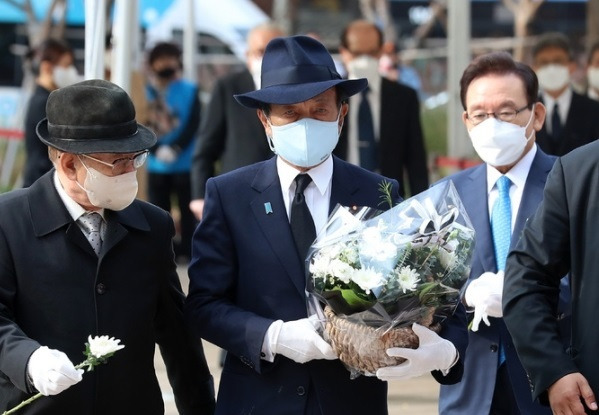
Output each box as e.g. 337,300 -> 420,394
53,171 -> 105,221
486,143 -> 537,194
541,87 -> 572,110
276,155 -> 334,195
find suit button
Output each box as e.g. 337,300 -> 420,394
296,386 -> 305,396
490,344 -> 498,353
96,283 -> 106,295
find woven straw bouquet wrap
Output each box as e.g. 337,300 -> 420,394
324,306 -> 441,375
307,180 -> 475,378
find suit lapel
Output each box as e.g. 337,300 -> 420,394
250,159 -> 307,296
461,165 -> 497,272
511,149 -> 555,249
329,158 -> 361,213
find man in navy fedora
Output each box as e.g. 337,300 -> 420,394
0,79 -> 215,414
185,35 -> 467,414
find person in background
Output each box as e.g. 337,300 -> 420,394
189,22 -> 285,221
145,41 -> 200,262
532,32 -> 599,156
0,79 -> 215,414
378,40 -> 423,96
585,40 -> 599,101
336,20 -> 428,198
437,51 -> 570,415
184,35 -> 467,415
22,38 -> 81,187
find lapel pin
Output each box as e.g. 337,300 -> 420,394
264,202 -> 273,215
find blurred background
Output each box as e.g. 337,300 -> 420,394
0,0 -> 596,191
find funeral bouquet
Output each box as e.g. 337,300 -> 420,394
306,180 -> 475,378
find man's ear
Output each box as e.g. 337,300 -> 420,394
59,153 -> 79,180
257,109 -> 271,135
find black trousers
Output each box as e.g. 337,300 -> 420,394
490,363 -> 519,415
147,172 -> 196,259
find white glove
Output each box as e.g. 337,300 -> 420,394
155,145 -> 177,163
464,271 -> 504,331
376,323 -> 458,381
27,346 -> 83,395
271,315 -> 337,364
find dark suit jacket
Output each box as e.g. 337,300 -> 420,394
439,148 -> 556,415
190,68 -> 272,199
0,171 -> 215,414
335,78 -> 429,198
536,90 -> 599,156
185,156 -> 468,415
504,139 -> 599,405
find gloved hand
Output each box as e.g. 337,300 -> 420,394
376,323 -> 458,381
27,346 -> 83,395
271,315 -> 337,364
155,145 -> 177,163
464,271 -> 504,331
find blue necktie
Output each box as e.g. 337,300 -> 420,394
491,175 -> 511,366
358,87 -> 377,171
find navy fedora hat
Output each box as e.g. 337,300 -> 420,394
235,35 -> 367,108
36,79 -> 156,154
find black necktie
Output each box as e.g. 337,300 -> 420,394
290,174 -> 316,262
358,87 -> 377,171
551,102 -> 562,139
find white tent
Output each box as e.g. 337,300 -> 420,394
145,0 -> 269,60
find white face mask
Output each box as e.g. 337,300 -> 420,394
468,105 -> 536,167
536,64 -> 570,92
588,67 -> 599,90
267,114 -> 341,168
347,55 -> 380,83
76,159 -> 138,210
53,65 -> 83,89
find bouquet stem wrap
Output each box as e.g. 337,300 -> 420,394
307,180 -> 475,378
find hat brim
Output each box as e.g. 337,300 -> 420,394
36,119 -> 157,154
234,78 -> 368,108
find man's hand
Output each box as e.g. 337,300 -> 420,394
271,315 -> 337,364
548,373 -> 598,414
27,346 -> 83,395
376,323 -> 458,381
189,199 -> 205,221
464,271 -> 504,331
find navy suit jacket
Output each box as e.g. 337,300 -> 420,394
438,148 -> 557,414
185,156 -> 468,415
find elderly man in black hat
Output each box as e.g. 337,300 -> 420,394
185,36 -> 467,415
0,79 -> 215,414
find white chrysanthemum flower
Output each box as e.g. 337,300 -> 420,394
351,267 -> 384,294
88,335 -> 125,358
361,239 -> 398,262
341,245 -> 359,263
329,258 -> 354,284
438,247 -> 457,269
396,266 -> 420,293
309,255 -> 331,278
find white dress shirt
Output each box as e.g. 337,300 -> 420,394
486,144 -> 537,231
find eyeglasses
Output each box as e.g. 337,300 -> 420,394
466,104 -> 531,126
80,151 -> 148,173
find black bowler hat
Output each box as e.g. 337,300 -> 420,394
235,35 -> 367,108
36,79 -> 156,154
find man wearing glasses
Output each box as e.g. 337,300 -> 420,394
438,52 -> 568,414
0,79 -> 215,414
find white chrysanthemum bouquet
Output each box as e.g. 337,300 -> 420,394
307,180 -> 475,378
